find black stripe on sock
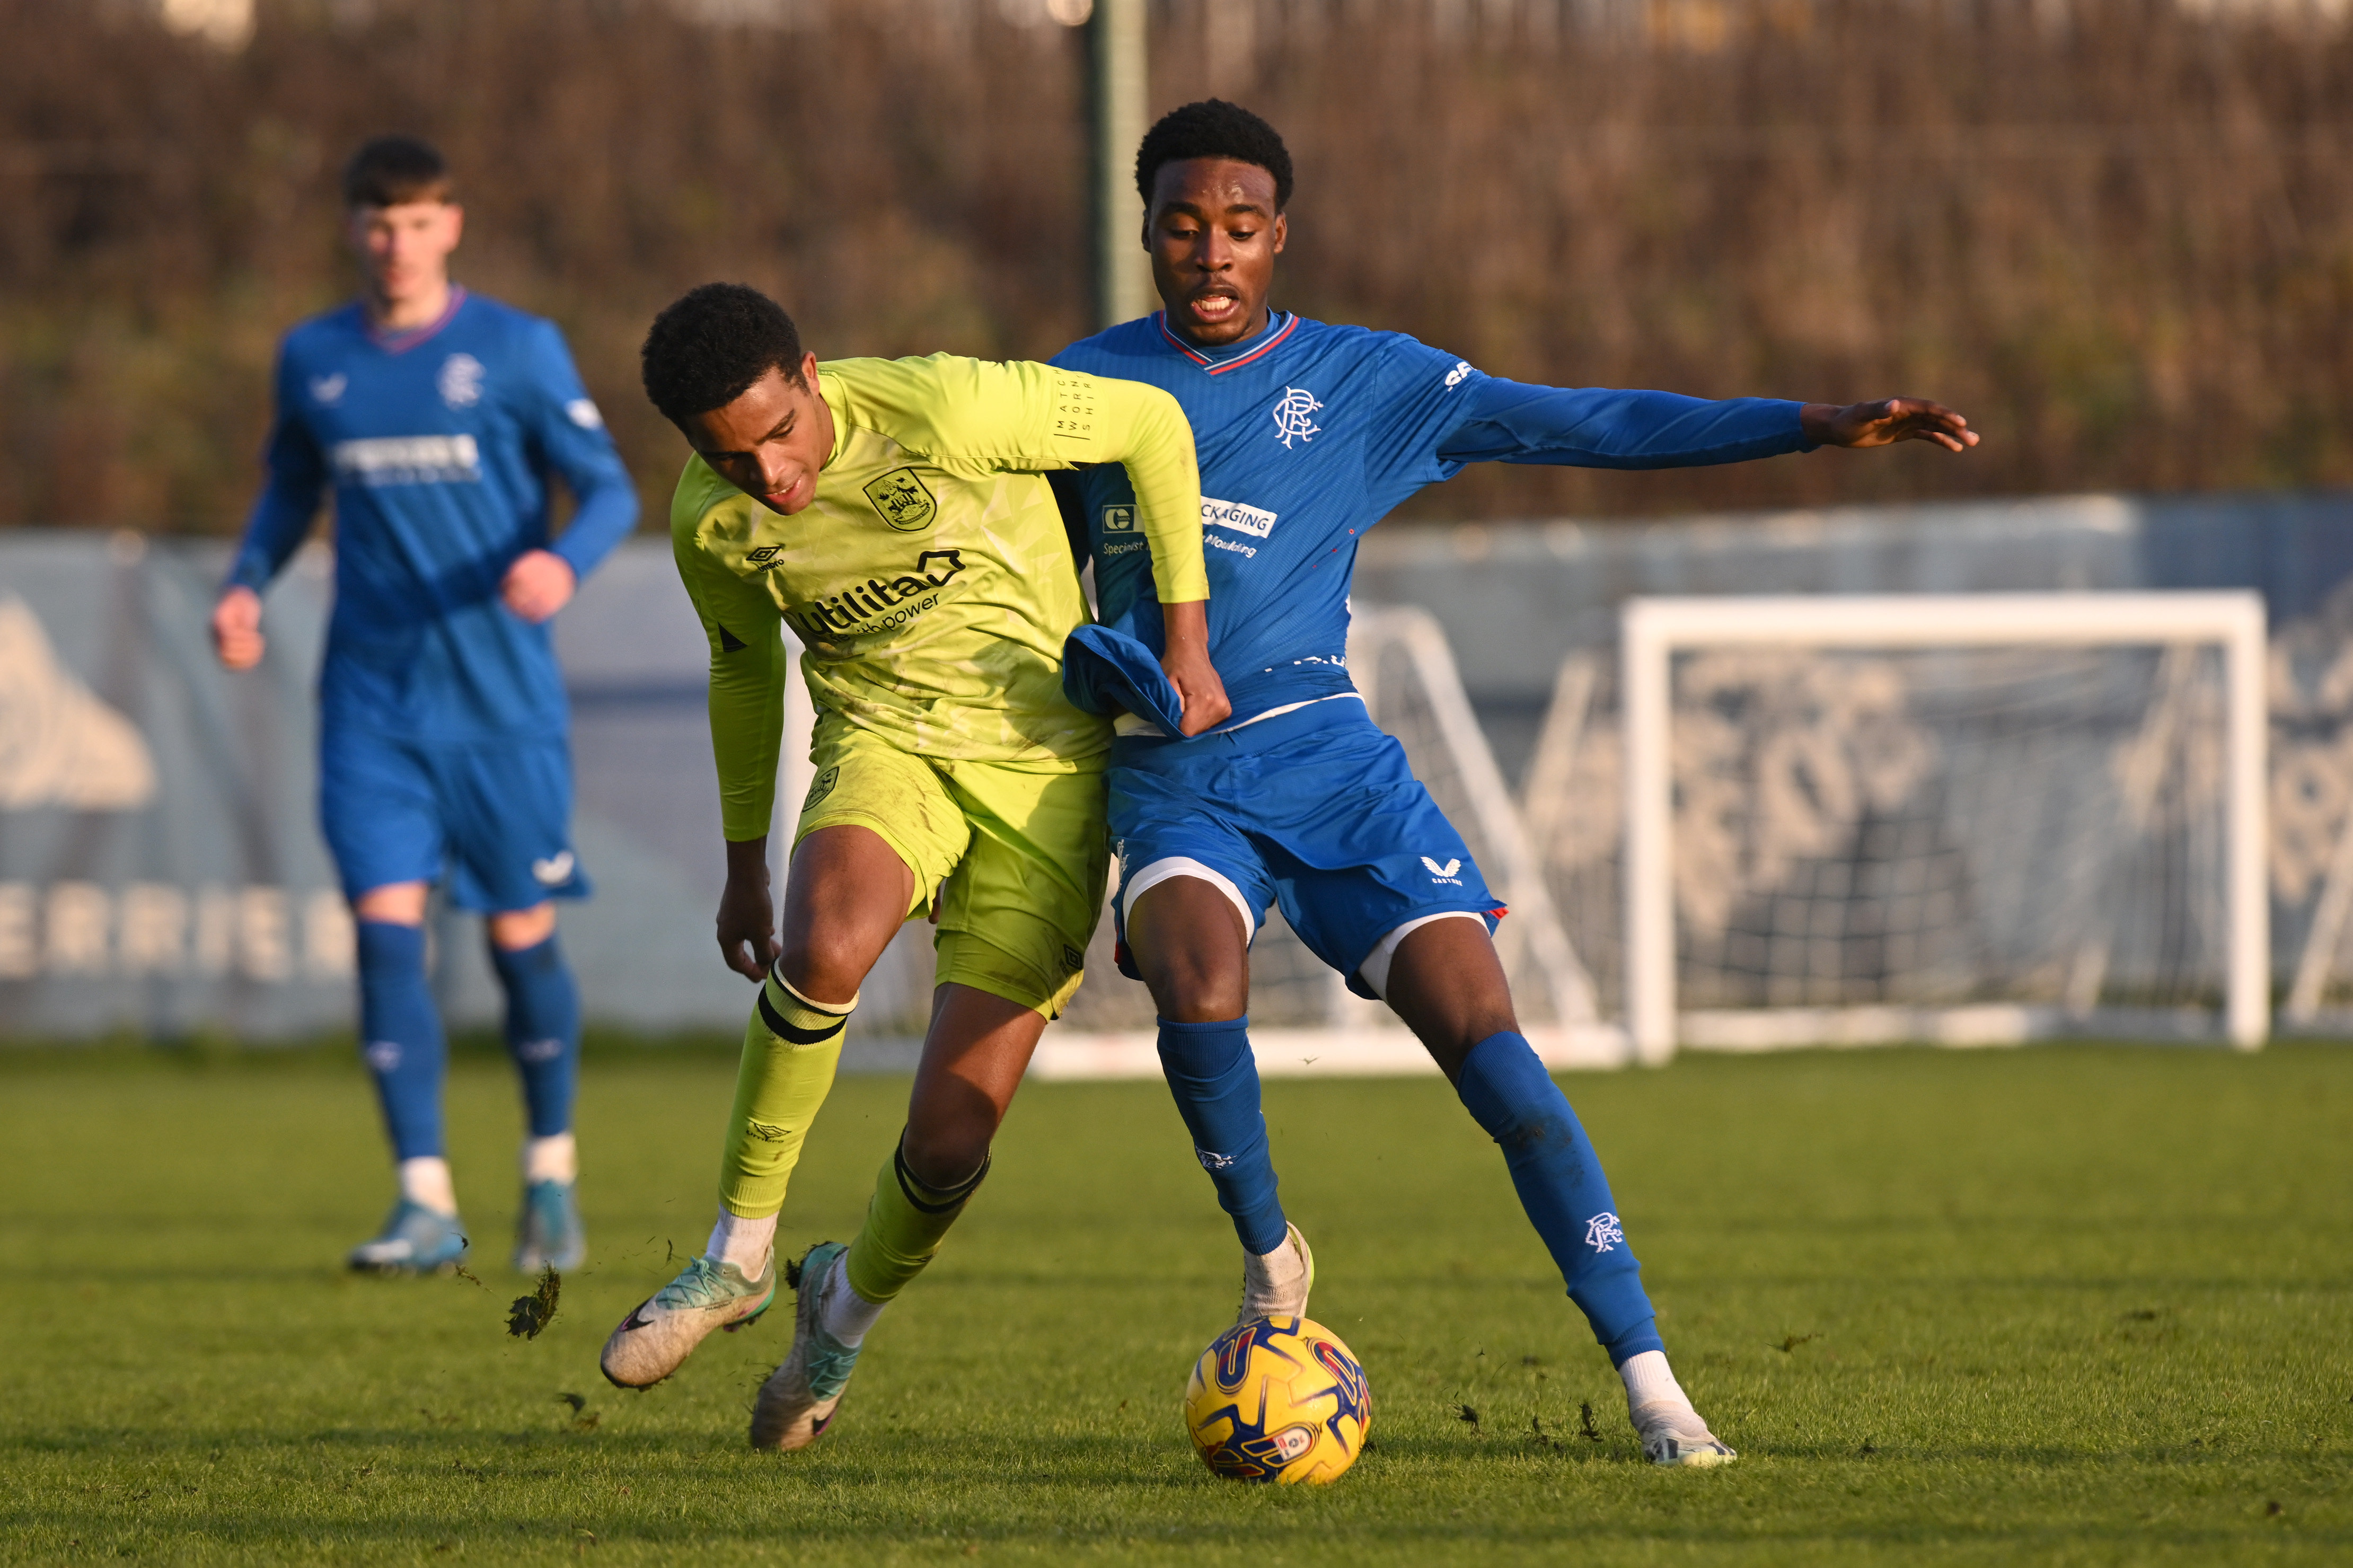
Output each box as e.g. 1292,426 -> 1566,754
757,985 -> 848,1045
892,1138 -> 990,1214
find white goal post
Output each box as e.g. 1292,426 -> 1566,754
1621,593 -> 2270,1063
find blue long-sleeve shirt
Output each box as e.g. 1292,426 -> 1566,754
227,287 -> 639,742
1051,311 -> 1812,725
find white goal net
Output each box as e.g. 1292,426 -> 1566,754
1606,594 -> 2270,1060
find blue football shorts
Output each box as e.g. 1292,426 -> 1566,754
1106,697 -> 1503,999
318,725 -> 591,912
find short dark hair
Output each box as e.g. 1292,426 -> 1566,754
343,135 -> 452,208
1134,100 -> 1293,211
640,283 -> 806,425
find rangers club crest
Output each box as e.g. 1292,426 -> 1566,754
1270,386 -> 1323,449
1585,1211 -> 1626,1253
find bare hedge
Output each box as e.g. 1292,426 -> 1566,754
1,0 -> 2346,530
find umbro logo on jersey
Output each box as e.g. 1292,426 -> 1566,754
1421,856 -> 1462,883
1271,386 -> 1323,449
787,549 -> 967,637
745,544 -> 784,567
1444,360 -> 1475,388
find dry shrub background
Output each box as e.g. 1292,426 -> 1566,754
0,0 -> 2347,530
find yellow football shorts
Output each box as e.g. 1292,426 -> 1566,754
793,715 -> 1108,1019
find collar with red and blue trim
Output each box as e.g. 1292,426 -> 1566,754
1153,309 -> 1298,376
367,284 -> 469,354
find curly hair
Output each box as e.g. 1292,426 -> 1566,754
640,283 -> 805,425
1134,99 -> 1293,211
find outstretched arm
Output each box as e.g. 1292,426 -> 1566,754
1430,380 -> 1975,471
1434,381 -> 1811,470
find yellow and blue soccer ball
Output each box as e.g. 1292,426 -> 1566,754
1183,1315 -> 1371,1484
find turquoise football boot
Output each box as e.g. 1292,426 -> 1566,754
347,1201 -> 470,1275
748,1241 -> 866,1451
514,1179 -> 586,1273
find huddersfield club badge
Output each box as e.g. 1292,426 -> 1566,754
862,468 -> 938,531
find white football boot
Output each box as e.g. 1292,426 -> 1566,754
1632,1399 -> 1738,1467
599,1251 -> 775,1388
1235,1222 -> 1316,1326
749,1241 -> 865,1451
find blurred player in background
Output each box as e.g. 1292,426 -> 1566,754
601,284 -> 1222,1450
211,135 -> 638,1276
1053,100 -> 1979,1467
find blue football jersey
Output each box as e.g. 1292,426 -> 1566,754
1051,311 -> 1812,724
226,288 -> 639,742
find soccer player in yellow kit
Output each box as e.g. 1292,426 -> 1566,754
600,283 -> 1226,1451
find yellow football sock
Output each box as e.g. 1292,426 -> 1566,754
716,968 -> 853,1220
843,1135 -> 990,1304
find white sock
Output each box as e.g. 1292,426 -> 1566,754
705,1209 -> 777,1275
817,1252 -> 887,1348
399,1156 -> 457,1217
1243,1231 -> 1307,1313
1619,1349 -> 1691,1410
522,1132 -> 576,1185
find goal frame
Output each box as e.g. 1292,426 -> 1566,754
1620,592 -> 2270,1063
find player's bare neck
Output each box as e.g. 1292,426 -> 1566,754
1168,303 -> 1272,352
367,277 -> 455,334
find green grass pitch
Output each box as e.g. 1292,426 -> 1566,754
3,1041 -> 2349,1564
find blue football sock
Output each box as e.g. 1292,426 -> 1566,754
489,932 -> 580,1140
1157,1016 -> 1289,1255
355,920 -> 446,1163
1454,1032 -> 1665,1366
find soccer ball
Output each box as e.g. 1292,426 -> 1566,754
1183,1315 -> 1371,1484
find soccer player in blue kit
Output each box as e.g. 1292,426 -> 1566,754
1053,101 -> 1979,1466
211,136 -> 638,1275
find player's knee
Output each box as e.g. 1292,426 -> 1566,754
899,1121 -> 992,1193
1158,986 -> 1247,1024
773,932 -> 868,1004
352,882 -> 428,926
1138,942 -> 1249,1022
487,903 -> 556,952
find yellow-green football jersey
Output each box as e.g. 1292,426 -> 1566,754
672,353 -> 1207,841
